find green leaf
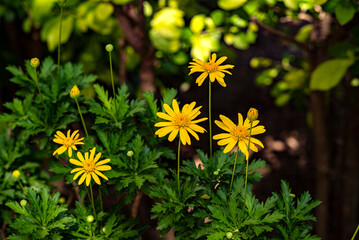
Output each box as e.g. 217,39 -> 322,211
335,2 -> 356,25
218,0 -> 247,10
190,14 -> 206,33
283,0 -> 298,10
310,58 -> 354,90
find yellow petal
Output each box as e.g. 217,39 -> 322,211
218,138 -> 234,146
196,72 -> 209,86
172,99 -> 180,114
213,133 -> 231,140
189,124 -> 206,133
157,112 -> 173,121
214,120 -> 230,132
77,152 -> 85,162
238,141 -> 249,160
53,138 -> 64,144
168,128 -> 179,142
56,131 -> 66,139
73,170 -> 85,180
219,115 -> 236,129
96,165 -> 111,171
94,152 -> 102,163
238,113 -> 244,126
180,129 -> 189,145
71,168 -> 84,174
68,147 -> 73,157
249,137 -> 264,148
223,140 -> 237,153
67,130 -> 71,138
218,64 -> 234,70
251,126 -> 266,135
91,172 -> 101,185
95,170 -> 109,180
163,103 -> 176,117
86,173 -> 92,186
187,128 -> 199,141
70,159 -> 84,167
96,159 -> 110,166
154,122 -> 172,127
191,117 -> 207,124
85,152 -> 89,160
53,146 -> 67,156
90,147 -> 96,161
209,73 -> 215,82
71,130 -> 79,139
78,172 -> 87,185
156,126 -> 175,138
210,53 -> 217,62
215,56 -> 227,65
192,58 -> 205,65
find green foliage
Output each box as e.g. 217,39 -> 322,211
310,57 -> 355,91
0,57 -> 95,148
271,180 -> 322,240
69,202 -> 143,239
6,188 -> 75,239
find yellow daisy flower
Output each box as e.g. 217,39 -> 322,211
155,99 -> 207,145
213,114 -> 266,159
53,130 -> 84,157
70,147 -> 111,186
188,53 -> 234,87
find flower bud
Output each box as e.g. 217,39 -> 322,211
20,199 -> 27,207
226,232 -> 233,239
127,150 -> 134,157
289,193 -> 296,198
12,170 -> 20,178
59,197 -> 66,204
87,215 -> 94,223
213,170 -> 219,175
247,108 -> 258,122
70,85 -> 80,99
102,227 -> 106,232
105,44 -> 114,52
30,58 -> 40,68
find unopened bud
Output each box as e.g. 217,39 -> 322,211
226,232 -> 233,239
87,215 -> 94,223
30,58 -> 40,68
59,197 -> 66,204
127,150 -> 134,157
70,85 -> 80,99
105,44 -> 113,52
20,199 -> 27,207
12,170 -> 20,178
247,108 -> 258,122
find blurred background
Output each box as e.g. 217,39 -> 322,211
1,0 -> 359,239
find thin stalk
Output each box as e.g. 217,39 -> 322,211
89,183 -> 97,220
209,81 -> 213,159
177,140 -> 181,192
17,179 -> 27,196
99,188 -> 103,212
229,148 -> 239,193
34,68 -> 46,113
108,51 -> 117,123
57,2 -> 64,77
75,98 -> 88,137
89,222 -> 92,239
351,224 -> 359,240
243,121 -> 253,206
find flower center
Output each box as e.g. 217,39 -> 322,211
174,114 -> 189,127
83,160 -> 96,172
63,137 -> 74,147
203,62 -> 218,73
233,126 -> 249,139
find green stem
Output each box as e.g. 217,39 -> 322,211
17,179 -> 27,196
75,98 -> 88,137
57,2 -> 63,77
99,188 -> 103,212
89,222 -> 92,239
177,139 -> 181,192
89,183 -> 97,220
209,81 -> 212,159
351,224 -> 359,240
243,121 -> 253,207
229,148 -> 239,193
34,68 -> 46,111
109,51 -> 117,123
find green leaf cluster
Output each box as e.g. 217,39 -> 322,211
6,188 -> 75,240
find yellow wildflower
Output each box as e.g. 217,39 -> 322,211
188,53 -> 234,87
155,99 -> 207,145
53,130 -> 84,157
12,170 -> 20,178
70,85 -> 80,99
213,114 -> 265,159
70,147 -> 111,186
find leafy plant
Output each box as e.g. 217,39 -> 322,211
6,188 -> 75,240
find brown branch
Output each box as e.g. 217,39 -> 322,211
251,17 -> 307,49
115,5 -> 142,52
72,182 -> 83,205
131,190 -> 143,218
1,221 -> 7,240
118,37 -> 127,84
